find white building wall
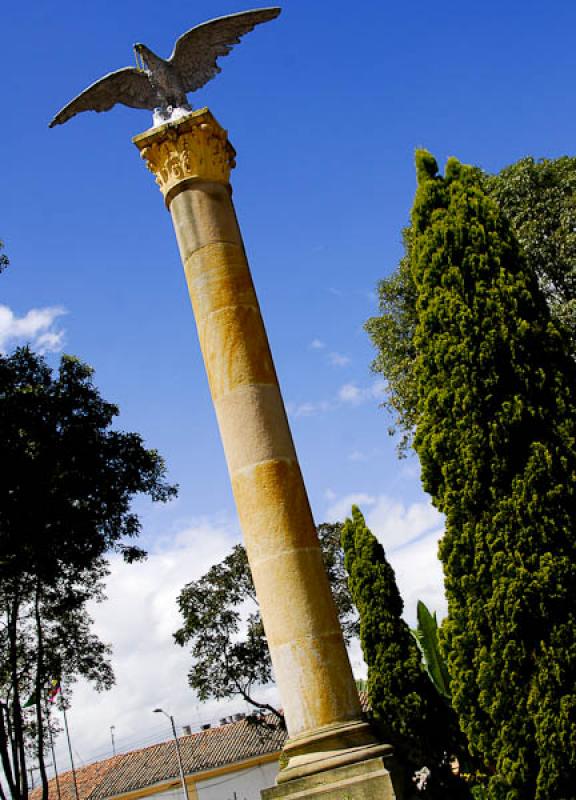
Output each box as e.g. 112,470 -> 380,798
149,787 -> 184,799
147,787 -> 184,799
196,761 -> 279,800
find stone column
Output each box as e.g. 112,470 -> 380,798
134,110 -> 397,798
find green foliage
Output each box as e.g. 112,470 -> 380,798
0,239 -> 8,273
174,522 -> 357,726
409,152 -> 576,799
413,600 -> 450,700
316,522 -> 360,642
366,155 -> 576,452
364,236 -> 418,454
486,157 -> 576,349
341,506 -> 466,796
0,349 -> 176,579
0,347 -> 176,800
175,543 -> 280,723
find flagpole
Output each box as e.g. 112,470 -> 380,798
61,703 -> 79,800
46,710 -> 62,800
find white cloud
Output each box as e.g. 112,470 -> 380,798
0,304 -> 67,353
368,495 -> 442,551
288,380 -> 386,420
328,351 -> 351,367
292,402 -> 319,417
324,492 -> 376,523
391,531 -> 447,626
288,399 -> 333,418
337,380 -> 386,406
338,383 -> 362,403
308,339 -> 350,367
347,447 -> 384,463
325,492 -> 442,551
35,329 -> 66,352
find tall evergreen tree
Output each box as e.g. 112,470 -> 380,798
366,155 -> 576,453
341,506 -> 466,797
409,151 -> 576,799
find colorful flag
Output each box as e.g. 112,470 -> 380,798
23,691 -> 37,709
47,679 -> 61,703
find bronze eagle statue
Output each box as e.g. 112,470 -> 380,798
49,7 -> 281,128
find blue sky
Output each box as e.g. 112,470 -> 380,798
3,0 -> 576,776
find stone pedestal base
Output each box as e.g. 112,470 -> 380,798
261,756 -> 399,800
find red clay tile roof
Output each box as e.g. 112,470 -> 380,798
29,754 -> 126,800
30,719 -> 285,800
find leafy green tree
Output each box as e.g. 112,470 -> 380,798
366,156 -> 576,451
341,506 -> 468,798
174,522 -> 358,727
0,347 -> 177,800
0,570 -> 113,800
408,152 -> 576,799
486,157 -> 576,347
365,232 -> 419,454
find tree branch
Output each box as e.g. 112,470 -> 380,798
231,679 -> 285,729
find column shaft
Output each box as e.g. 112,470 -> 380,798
170,176 -> 361,736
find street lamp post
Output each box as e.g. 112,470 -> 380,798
153,708 -> 188,800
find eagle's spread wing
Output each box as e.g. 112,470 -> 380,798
169,8 -> 281,94
49,68 -> 159,128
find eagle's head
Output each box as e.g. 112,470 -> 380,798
133,43 -> 156,72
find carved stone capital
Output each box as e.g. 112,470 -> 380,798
133,108 -> 236,206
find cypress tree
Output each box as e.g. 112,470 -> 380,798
366,155 -> 576,454
410,151 -> 576,799
341,506 -> 465,796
